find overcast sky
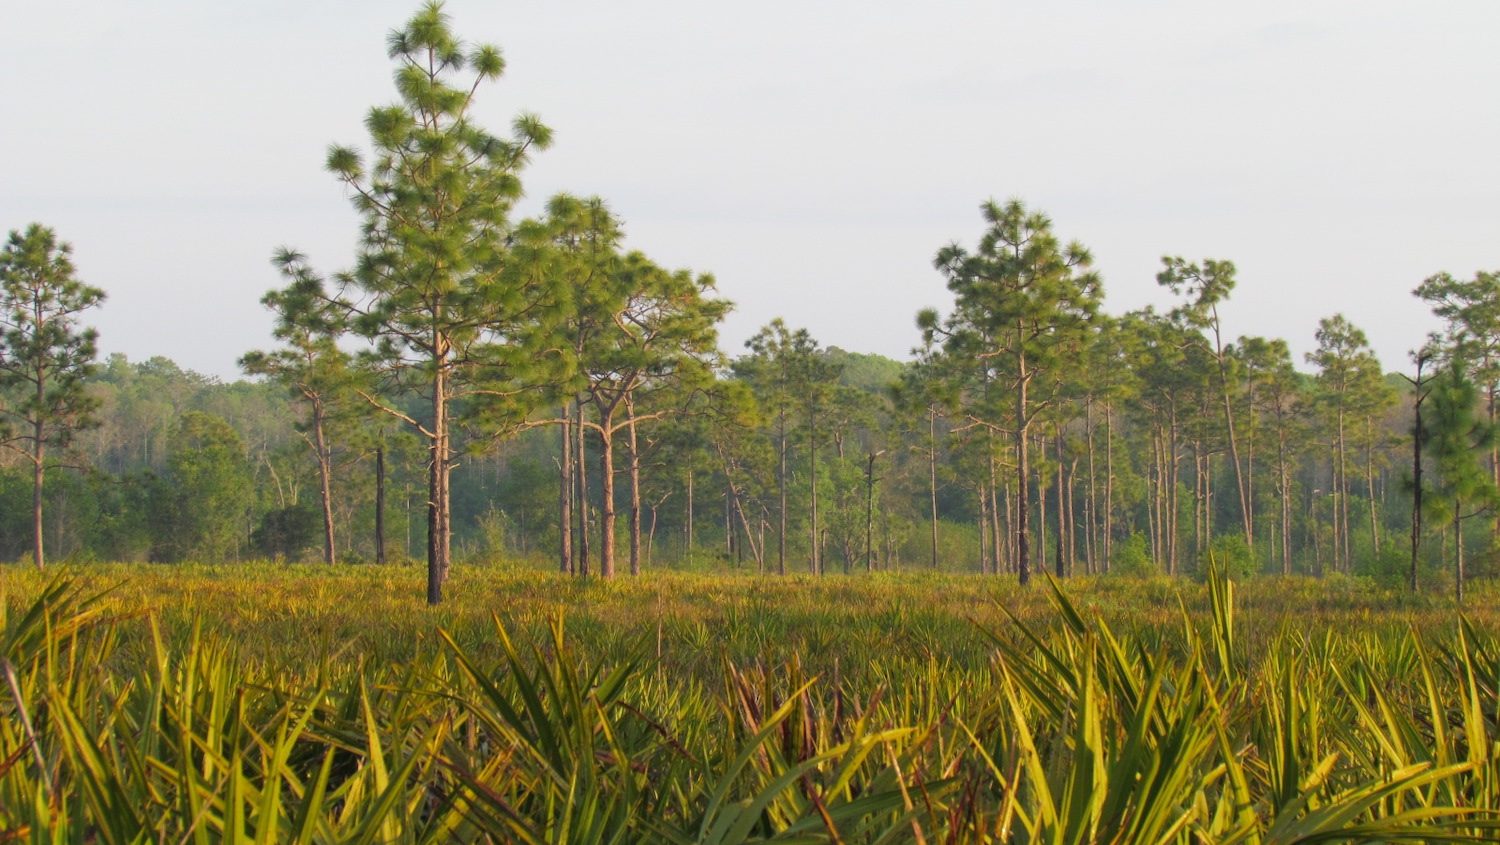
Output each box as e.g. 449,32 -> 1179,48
3,1 -> 1496,379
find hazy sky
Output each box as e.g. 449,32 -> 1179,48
3,1 -> 1496,379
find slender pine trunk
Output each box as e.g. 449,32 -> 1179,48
375,445 -> 386,565
575,401 -> 590,577
929,405 -> 940,570
426,358 -> 451,605
312,402 -> 336,565
628,408 -> 642,576
559,406 -> 572,574
597,409 -> 617,579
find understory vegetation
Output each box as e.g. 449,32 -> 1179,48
3,565 -> 1500,841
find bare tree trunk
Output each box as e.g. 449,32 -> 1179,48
31,430 -> 44,570
1336,407 -> 1348,572
929,405 -> 940,570
1168,407 -> 1181,575
778,410 -> 788,575
1103,402 -> 1114,572
1455,505 -> 1465,604
559,406 -> 572,574
575,401 -> 590,577
1037,435 -> 1049,575
1085,400 -> 1098,574
1213,312 -> 1254,552
685,470 -> 694,565
312,402 -> 336,565
809,408 -> 821,575
977,486 -> 989,574
375,445 -> 387,565
1490,380 -> 1498,548
597,411 -> 617,579
1015,355 -> 1032,584
865,451 -> 878,572
1365,417 -> 1380,558
1276,415 -> 1291,575
1411,399 -> 1424,591
628,409 -> 642,576
987,435 -> 1002,575
1002,483 -> 1014,572
1054,429 -> 1066,578
1192,442 -> 1204,561
1148,426 -> 1161,565
647,502 -> 659,568
426,362 -> 450,605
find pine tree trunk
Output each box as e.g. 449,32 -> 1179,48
1365,417 -> 1380,558
1214,316 -> 1254,552
685,470 -> 694,564
1038,438 -> 1049,575
425,358 -> 453,605
1277,415 -> 1291,575
1246,388 -> 1256,554
1490,381 -> 1498,547
597,409 -> 616,579
575,402 -> 590,577
1337,407 -> 1348,571
977,486 -> 989,574
1085,400 -> 1098,574
1103,403 -> 1114,572
1054,429 -> 1066,578
1015,360 -> 1032,585
929,406 -> 940,570
375,445 -> 386,565
312,402 -> 336,565
1410,395 -> 1424,592
1193,441 -> 1204,561
647,503 -> 658,568
1455,505 -> 1464,604
559,406 -> 572,574
1148,426 -> 1161,566
31,429 -> 44,570
810,409 -> 820,575
778,410 -> 788,575
1068,458 -> 1080,574
1002,483 -> 1015,572
1168,406 -> 1181,575
988,435 -> 1002,575
628,409 -> 642,576
865,451 -> 877,572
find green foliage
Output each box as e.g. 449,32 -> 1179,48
1111,532 -> 1155,576
251,503 -> 320,560
1203,532 -> 1256,579
150,411 -> 253,562
0,224 -> 105,451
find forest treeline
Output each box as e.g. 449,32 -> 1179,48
2,2 -> 1496,603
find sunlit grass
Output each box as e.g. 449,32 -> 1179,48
2,562 -> 1499,841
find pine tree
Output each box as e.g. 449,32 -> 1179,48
1422,357 -> 1497,603
319,2 -> 565,603
577,253 -> 727,577
1307,315 -> 1383,573
922,199 -> 1102,584
0,224 -> 106,569
1158,257 -> 1254,555
1416,270 -> 1500,545
240,250 -> 357,565
739,321 -> 839,574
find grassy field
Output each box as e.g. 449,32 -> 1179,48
3,562 -> 1500,841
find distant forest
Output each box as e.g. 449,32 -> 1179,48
2,2 -> 1495,605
